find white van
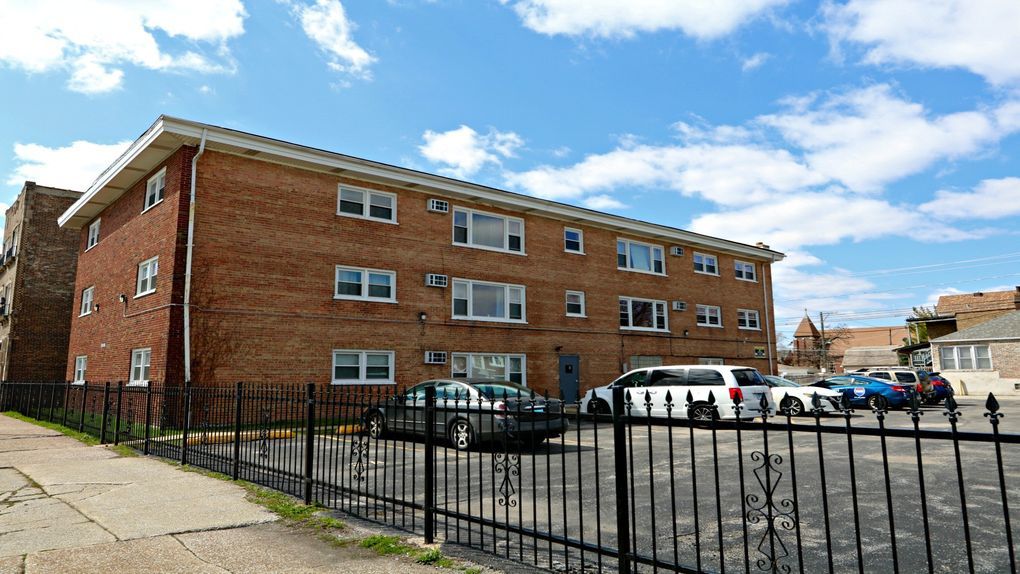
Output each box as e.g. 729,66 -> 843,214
580,365 -> 776,421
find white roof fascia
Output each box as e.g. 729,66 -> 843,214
57,118 -> 167,228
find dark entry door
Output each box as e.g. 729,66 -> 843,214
558,355 -> 580,402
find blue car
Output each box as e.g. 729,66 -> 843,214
810,375 -> 913,411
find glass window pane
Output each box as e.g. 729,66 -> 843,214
508,220 -> 522,235
366,366 -> 390,379
617,241 -> 627,267
509,357 -> 522,373
453,281 -> 467,299
452,355 -> 468,374
453,299 -> 468,316
339,189 -> 364,215
368,284 -> 390,298
334,353 -> 359,366
628,243 -> 652,271
958,347 -> 974,369
334,366 -> 359,379
472,355 -> 506,380
471,213 -> 505,248
631,300 -> 654,328
369,205 -> 392,220
508,235 -> 522,252
369,193 -> 392,208
471,283 -> 506,318
619,299 -> 629,326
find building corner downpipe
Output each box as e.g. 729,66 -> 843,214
183,129 -> 207,384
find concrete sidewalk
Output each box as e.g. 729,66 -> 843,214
0,414 -> 463,573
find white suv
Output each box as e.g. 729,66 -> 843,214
580,365 -> 776,421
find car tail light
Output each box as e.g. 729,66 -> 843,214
892,385 -> 907,392
933,380 -> 944,387
729,388 -> 743,402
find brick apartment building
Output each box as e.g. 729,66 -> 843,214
60,116 -> 784,397
0,182 -> 83,380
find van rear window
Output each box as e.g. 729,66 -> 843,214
894,372 -> 916,383
732,369 -> 766,387
687,369 -> 725,386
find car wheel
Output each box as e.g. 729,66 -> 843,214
365,411 -> 386,439
780,396 -> 805,417
867,394 -> 888,412
448,419 -> 475,452
587,398 -> 610,415
688,404 -> 717,424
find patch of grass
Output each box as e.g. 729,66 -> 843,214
462,567 -> 483,574
359,534 -> 414,556
415,548 -> 455,568
108,444 -> 139,457
3,411 -> 99,445
358,535 -> 457,568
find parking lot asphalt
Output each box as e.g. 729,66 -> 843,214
175,393 -> 1020,573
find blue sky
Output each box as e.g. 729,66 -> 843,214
1,0 -> 1019,342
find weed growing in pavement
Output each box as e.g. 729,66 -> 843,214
358,535 -> 460,568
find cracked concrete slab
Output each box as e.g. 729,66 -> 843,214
0,555 -> 23,574
25,535 -> 229,574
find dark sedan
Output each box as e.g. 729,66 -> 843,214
363,378 -> 569,451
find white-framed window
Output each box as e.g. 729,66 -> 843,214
697,304 -> 723,327
452,207 -> 524,254
939,345 -> 992,370
694,252 -> 719,275
451,353 -> 526,386
565,290 -> 586,317
73,356 -> 88,384
619,296 -> 668,331
564,228 -> 584,254
452,279 -> 525,323
144,167 -> 166,212
79,286 -> 94,316
130,348 -> 151,385
334,266 -> 396,303
86,219 -> 101,251
737,309 -> 761,330
332,350 -> 395,384
337,185 -> 397,223
698,357 -> 725,366
734,260 -> 757,282
617,239 -> 665,275
136,256 -> 158,297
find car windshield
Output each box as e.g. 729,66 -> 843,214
765,376 -> 800,388
471,381 -> 532,399
732,369 -> 767,386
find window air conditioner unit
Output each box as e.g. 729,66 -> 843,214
427,198 -> 450,213
672,301 -> 687,312
425,273 -> 448,288
670,246 -> 684,256
425,351 -> 447,365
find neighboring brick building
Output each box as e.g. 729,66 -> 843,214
931,311 -> 1020,395
60,116 -> 784,397
788,315 -> 907,373
0,182 -> 83,380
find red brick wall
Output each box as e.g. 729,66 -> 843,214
5,186 -> 81,380
65,147 -> 193,383
185,150 -> 778,394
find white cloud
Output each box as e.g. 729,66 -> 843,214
919,178 -> 1020,220
419,125 -> 524,179
291,0 -> 376,79
760,84 -> 1015,192
741,52 -> 770,71
824,0 -> 1020,85
501,0 -> 787,40
504,144 -> 825,206
582,194 -> 625,210
6,140 -> 132,191
0,0 -> 246,94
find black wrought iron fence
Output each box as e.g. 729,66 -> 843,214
1,380 -> 1016,573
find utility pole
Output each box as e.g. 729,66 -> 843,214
818,311 -> 828,373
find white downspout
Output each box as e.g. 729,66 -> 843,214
762,259 -> 776,375
183,130 -> 207,383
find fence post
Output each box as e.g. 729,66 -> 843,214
303,382 -> 316,504
424,385 -> 436,544
48,383 -> 57,422
99,382 -> 111,444
144,382 -> 153,455
232,382 -> 243,480
181,381 -> 193,466
113,382 -> 124,446
612,385 -> 632,574
0,382 -> 6,411
78,383 -> 88,432
61,382 -> 70,427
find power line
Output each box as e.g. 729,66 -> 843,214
774,272 -> 1020,304
837,251 -> 1020,278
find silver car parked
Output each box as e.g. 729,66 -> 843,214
363,378 -> 569,451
